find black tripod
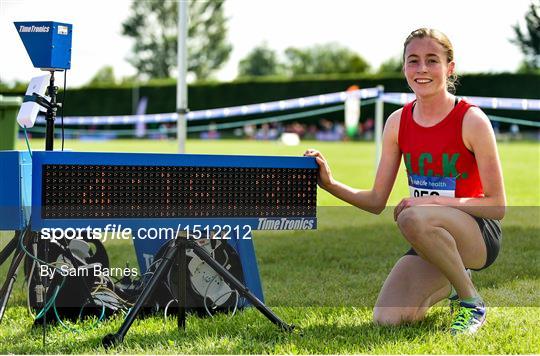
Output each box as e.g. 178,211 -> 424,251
0,71 -> 61,345
102,235 -> 294,348
0,230 -> 32,322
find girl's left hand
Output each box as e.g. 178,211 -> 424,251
393,196 -> 437,221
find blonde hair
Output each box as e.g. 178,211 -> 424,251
403,28 -> 459,94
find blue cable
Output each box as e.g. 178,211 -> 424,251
23,126 -> 32,158
53,296 -> 106,333
19,228 -> 116,332
34,281 -> 63,320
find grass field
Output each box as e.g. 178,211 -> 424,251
1,139 -> 539,354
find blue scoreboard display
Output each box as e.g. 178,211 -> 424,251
31,151 -> 317,230
2,151 -> 318,302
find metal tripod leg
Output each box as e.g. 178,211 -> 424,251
103,237 -> 294,348
0,232 -> 19,266
188,240 -> 294,332
178,234 -> 186,330
102,240 -> 178,348
0,230 -> 28,323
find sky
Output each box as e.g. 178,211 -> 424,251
0,0 -> 533,88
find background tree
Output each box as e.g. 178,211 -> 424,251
377,56 -> 403,74
87,66 -> 116,86
284,43 -> 370,76
0,79 -> 28,92
511,0 -> 540,72
122,0 -> 232,81
237,43 -> 283,77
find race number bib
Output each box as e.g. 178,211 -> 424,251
408,174 -> 456,198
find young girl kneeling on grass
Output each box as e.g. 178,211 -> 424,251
305,28 -> 505,334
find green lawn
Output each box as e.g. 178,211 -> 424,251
0,139 -> 538,354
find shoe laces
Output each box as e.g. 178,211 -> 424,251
451,305 -> 474,330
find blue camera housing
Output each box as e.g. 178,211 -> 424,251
14,21 -> 72,70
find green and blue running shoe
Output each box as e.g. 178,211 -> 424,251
450,301 -> 486,335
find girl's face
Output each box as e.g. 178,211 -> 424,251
403,37 -> 455,98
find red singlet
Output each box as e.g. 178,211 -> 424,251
398,99 -> 484,198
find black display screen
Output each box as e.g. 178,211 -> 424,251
42,164 -> 317,219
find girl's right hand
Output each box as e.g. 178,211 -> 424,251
303,148 -> 335,190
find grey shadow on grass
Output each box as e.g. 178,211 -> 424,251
98,309 -> 448,354
294,312 -> 447,354
0,326 -> 109,354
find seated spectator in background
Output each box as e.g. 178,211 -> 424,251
362,118 -> 375,140
200,122 -> 221,140
302,124 -> 317,140
244,124 -> 256,139
491,121 -> 500,136
255,123 -> 279,140
316,118 -> 343,141
284,121 -> 306,138
509,124 -> 521,140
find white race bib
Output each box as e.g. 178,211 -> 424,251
408,174 -> 456,198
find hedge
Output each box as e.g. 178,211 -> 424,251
1,73 -> 538,122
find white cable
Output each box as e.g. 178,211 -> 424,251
163,299 -> 178,320
203,275 -> 219,317
91,285 -> 133,306
201,240 -> 240,317
221,249 -> 229,267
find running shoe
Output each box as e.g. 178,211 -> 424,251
450,301 -> 486,335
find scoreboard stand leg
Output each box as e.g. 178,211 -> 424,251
102,237 -> 178,348
102,235 -> 294,348
0,230 -> 26,323
182,237 -> 295,332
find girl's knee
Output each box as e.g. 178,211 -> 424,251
396,207 -> 430,244
372,306 -> 419,326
